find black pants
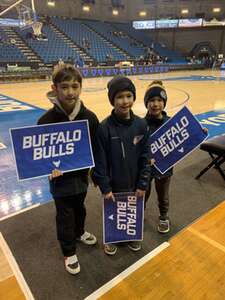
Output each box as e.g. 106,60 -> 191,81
144,177 -> 171,219
54,192 -> 87,257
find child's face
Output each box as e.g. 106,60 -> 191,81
52,79 -> 81,111
114,90 -> 134,119
147,96 -> 164,118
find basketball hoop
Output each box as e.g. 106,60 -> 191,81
0,0 -> 38,29
16,3 -> 33,28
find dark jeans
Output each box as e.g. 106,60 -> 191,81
54,192 -> 87,257
144,177 -> 171,219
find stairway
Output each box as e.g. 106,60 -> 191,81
49,22 -> 94,64
2,26 -> 44,67
83,22 -> 131,60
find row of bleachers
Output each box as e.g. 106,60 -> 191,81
0,28 -> 27,63
0,17 -> 186,65
50,17 -> 127,63
14,25 -> 81,64
83,20 -> 145,58
112,22 -> 186,63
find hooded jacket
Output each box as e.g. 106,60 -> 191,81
92,110 -> 150,194
37,93 -> 99,197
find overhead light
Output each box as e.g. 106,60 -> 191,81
181,9 -> 189,14
213,8 -> 221,13
83,5 -> 90,12
139,11 -> 147,17
47,1 -> 55,7
112,9 -> 118,16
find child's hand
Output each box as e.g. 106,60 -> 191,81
49,169 -> 63,180
135,189 -> 145,198
149,158 -> 155,165
202,127 -> 208,134
103,191 -> 115,201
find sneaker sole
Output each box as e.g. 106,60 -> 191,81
128,245 -> 141,251
77,237 -> 97,245
65,265 -> 81,275
104,248 -> 117,255
157,227 -> 170,233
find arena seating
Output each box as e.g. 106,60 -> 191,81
50,17 -> 127,63
0,28 -> 27,63
111,22 -> 186,63
15,25 -> 80,64
0,16 -> 186,65
83,20 -> 145,58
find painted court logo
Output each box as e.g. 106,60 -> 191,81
0,94 -> 34,112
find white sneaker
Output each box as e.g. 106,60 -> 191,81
77,231 -> 97,245
128,241 -> 142,251
64,254 -> 80,275
158,218 -> 170,233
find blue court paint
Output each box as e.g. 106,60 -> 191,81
0,93 -> 225,218
0,94 -> 51,219
139,75 -> 225,82
196,109 -> 225,138
162,75 -> 225,81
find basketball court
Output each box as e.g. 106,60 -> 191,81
0,68 -> 225,299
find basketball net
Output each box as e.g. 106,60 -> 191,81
31,21 -> 42,36
16,3 -> 33,27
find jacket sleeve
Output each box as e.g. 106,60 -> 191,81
136,127 -> 151,191
92,124 -> 112,194
89,114 -> 99,144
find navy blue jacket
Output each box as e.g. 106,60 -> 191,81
145,111 -> 173,178
93,110 -> 151,194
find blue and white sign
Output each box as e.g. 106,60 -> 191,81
150,106 -> 208,174
221,63 -> 225,70
10,120 -> 94,180
103,192 -> 144,244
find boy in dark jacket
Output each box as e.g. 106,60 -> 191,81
37,64 -> 99,275
144,80 -> 172,234
93,76 -> 150,255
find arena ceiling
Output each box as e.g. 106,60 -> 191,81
0,0 -> 224,21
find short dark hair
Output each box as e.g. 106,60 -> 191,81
52,64 -> 82,86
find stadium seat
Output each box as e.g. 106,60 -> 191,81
195,135 -> 225,180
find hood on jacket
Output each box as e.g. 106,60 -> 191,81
46,90 -> 81,120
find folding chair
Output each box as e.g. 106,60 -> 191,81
195,134 -> 225,181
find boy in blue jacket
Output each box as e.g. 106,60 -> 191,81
93,76 -> 150,255
144,80 -> 208,234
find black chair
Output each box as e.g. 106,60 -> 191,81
195,135 -> 225,181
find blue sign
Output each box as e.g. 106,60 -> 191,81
103,192 -> 144,244
221,63 -> 225,70
150,106 -> 208,174
10,120 -> 94,180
